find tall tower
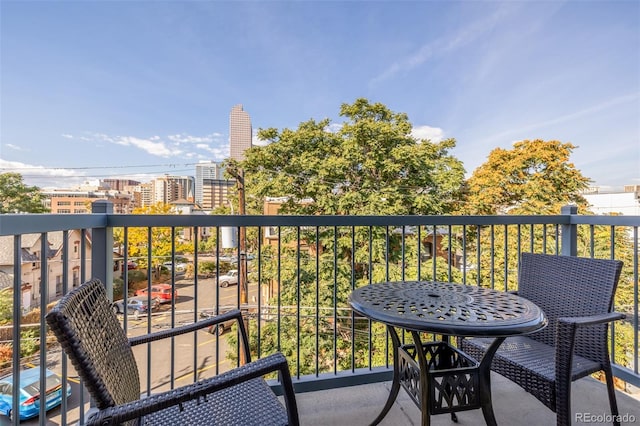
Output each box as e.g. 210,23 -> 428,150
229,104 -> 252,161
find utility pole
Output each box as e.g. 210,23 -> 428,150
237,169 -> 248,305
227,161 -> 248,305
227,163 -> 249,365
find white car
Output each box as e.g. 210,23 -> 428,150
218,270 -> 238,287
163,261 -> 187,272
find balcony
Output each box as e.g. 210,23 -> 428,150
0,203 -> 639,425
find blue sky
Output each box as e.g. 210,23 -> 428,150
1,1 -> 638,190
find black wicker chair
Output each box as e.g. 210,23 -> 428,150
46,278 -> 299,426
459,253 -> 624,426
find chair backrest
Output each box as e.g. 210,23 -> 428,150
518,253 -> 623,358
46,279 -> 141,409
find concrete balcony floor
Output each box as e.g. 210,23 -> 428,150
296,373 -> 640,425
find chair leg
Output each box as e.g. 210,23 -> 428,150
555,373 -> 572,426
603,365 -> 621,426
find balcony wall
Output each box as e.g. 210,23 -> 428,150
0,202 -> 638,425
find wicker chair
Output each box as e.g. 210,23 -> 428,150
46,279 -> 299,426
459,253 -> 624,426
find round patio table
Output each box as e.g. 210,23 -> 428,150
348,281 -> 547,426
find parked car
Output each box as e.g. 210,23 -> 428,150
127,261 -> 138,270
112,296 -> 159,315
134,284 -> 178,303
218,255 -> 237,263
218,270 -> 238,288
0,367 -> 71,421
200,308 -> 236,336
162,261 -> 187,273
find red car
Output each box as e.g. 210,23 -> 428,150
135,284 -> 177,304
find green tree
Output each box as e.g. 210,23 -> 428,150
0,291 -> 11,324
242,98 -> 465,216
230,99 -> 467,374
0,173 -> 48,213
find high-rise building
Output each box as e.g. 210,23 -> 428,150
150,175 -> 195,205
195,161 -> 225,205
138,182 -> 154,207
201,179 -> 234,210
229,104 -> 252,161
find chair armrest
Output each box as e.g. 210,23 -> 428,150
128,309 -> 243,346
85,352 -> 298,426
555,311 -> 626,391
556,312 -> 626,359
558,312 -> 625,328
128,309 -> 253,364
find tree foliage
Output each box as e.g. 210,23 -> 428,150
463,140 -> 591,215
241,98 -> 465,216
459,140 -> 636,368
229,99 -> 468,373
224,106 -> 637,376
0,173 -> 48,213
114,203 -> 190,270
0,291 -> 11,324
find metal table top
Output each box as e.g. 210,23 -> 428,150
349,281 -> 546,337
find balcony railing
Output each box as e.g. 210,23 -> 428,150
0,201 -> 638,425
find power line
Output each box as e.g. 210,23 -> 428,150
15,169 -> 198,179
0,162 -> 203,172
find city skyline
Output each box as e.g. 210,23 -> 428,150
1,1 -> 638,190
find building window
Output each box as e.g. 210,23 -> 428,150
265,226 -> 279,239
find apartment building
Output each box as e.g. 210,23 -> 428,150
0,230 -> 91,310
195,161 -> 234,209
135,175 -> 195,207
41,187 -> 135,214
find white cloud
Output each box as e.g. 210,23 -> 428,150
326,123 -> 343,133
0,159 -> 81,177
4,144 -> 25,151
168,134 -> 216,144
0,158 -> 86,188
252,129 -> 269,147
62,131 -> 230,159
411,125 -> 445,142
116,136 -> 178,157
196,143 -> 227,160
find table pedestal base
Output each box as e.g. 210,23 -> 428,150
370,327 -> 505,426
399,341 -> 479,415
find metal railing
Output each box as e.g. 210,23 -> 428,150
0,202 -> 638,425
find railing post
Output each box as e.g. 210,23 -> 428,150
92,200 -> 114,299
560,205 -> 578,256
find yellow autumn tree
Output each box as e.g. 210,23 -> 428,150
114,202 -> 191,271
463,139 -> 590,215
